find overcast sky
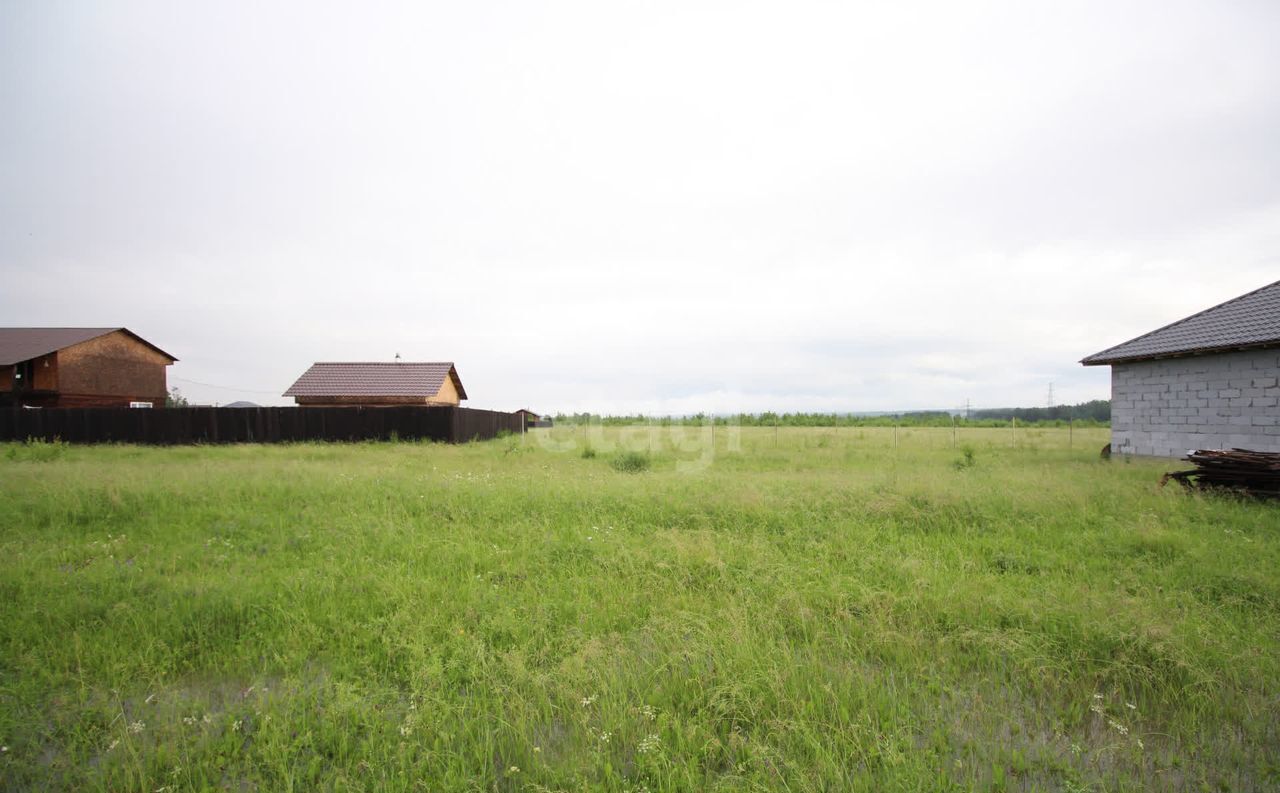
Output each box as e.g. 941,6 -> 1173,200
2,2 -> 1278,413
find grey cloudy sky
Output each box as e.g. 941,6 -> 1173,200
2,1 -> 1278,413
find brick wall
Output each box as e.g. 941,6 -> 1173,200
1110,348 -> 1280,457
56,330 -> 171,405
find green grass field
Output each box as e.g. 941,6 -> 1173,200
1,427 -> 1278,792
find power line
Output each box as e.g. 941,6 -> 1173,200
171,376 -> 280,396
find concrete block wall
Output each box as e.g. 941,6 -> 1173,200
1110,348 -> 1280,457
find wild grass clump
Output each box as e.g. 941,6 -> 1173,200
4,436 -> 67,462
610,451 -> 651,472
580,445 -> 597,459
952,444 -> 977,470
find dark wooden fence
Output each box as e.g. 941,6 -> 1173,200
0,406 -> 524,445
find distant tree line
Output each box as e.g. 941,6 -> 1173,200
552,400 -> 1109,428
969,399 -> 1109,423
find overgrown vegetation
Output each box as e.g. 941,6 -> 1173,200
3,436 -> 67,462
609,451 -> 651,473
553,401 -> 1110,428
0,426 -> 1276,791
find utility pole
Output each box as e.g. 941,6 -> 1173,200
1047,382 -> 1055,409
965,398 -> 971,420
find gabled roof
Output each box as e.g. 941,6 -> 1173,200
283,362 -> 467,399
0,327 -> 178,366
1081,280 -> 1280,365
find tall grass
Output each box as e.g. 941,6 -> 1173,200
0,428 -> 1277,791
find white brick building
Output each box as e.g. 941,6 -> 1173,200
1082,280 -> 1280,457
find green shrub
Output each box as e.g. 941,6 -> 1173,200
580,446 -> 597,459
4,437 -> 67,462
610,451 -> 650,473
952,445 -> 977,470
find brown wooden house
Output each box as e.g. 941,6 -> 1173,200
0,328 -> 177,408
283,362 -> 467,406
514,408 -> 551,428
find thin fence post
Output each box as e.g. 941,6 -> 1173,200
1069,408 -> 1073,450
952,415 -> 957,449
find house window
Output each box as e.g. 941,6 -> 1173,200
13,360 -> 34,390
129,401 -> 154,408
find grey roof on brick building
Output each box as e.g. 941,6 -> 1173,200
1081,280 -> 1280,365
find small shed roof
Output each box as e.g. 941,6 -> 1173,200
1081,280 -> 1280,365
0,327 -> 177,366
283,362 -> 467,399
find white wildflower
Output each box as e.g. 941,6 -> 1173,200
1107,719 -> 1129,735
581,695 -> 597,707
507,765 -> 520,774
1092,693 -> 1104,700
637,734 -> 661,754
128,721 -> 145,734
1125,702 -> 1136,710
232,719 -> 243,733
598,731 -> 612,744
107,739 -> 120,751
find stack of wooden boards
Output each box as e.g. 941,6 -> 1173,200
1161,449 -> 1280,498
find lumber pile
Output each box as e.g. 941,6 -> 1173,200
1161,449 -> 1280,498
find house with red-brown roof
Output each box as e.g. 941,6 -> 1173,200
0,327 -> 177,408
283,362 -> 467,407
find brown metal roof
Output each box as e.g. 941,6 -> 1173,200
282,362 -> 467,399
0,327 -> 178,366
1081,280 -> 1280,365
